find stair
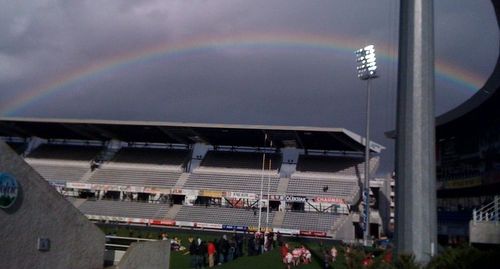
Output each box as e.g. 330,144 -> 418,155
165,204 -> 182,220
174,173 -> 190,189
276,178 -> 290,194
71,198 -> 87,209
271,210 -> 285,227
80,169 -> 95,182
470,196 -> 500,244
330,214 -> 353,240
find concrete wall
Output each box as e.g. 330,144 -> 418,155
0,141 -> 105,269
469,221 -> 500,245
116,240 -> 170,269
335,214 -> 355,241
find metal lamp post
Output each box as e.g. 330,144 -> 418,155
355,44 -> 378,246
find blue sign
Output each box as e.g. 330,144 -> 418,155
0,173 -> 19,209
222,225 -> 248,231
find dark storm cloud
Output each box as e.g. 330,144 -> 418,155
0,0 -> 498,174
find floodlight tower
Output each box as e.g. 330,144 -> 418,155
355,44 -> 378,246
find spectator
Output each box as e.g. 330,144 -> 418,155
277,231 -> 284,246
362,253 -> 374,267
285,252 -> 294,269
302,246 -> 312,264
189,238 -> 201,269
218,234 -> 229,265
247,234 -> 255,256
280,243 -> 289,264
207,240 -> 216,268
330,246 -> 337,263
322,249 -> 331,269
292,247 -> 302,266
227,239 -> 236,262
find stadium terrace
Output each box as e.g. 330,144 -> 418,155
0,117 -> 388,240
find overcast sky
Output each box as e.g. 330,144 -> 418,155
0,0 -> 498,174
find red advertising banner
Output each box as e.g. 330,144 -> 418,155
314,197 -> 346,204
150,219 -> 176,226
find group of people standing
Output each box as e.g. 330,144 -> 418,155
280,243 -> 312,269
188,233 -> 245,269
186,230 -> 283,269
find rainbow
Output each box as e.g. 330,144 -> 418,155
1,32 -> 486,116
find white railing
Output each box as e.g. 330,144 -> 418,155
473,196 -> 499,225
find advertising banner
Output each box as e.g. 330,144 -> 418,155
172,189 -> 199,196
199,190 -> 223,198
48,180 -> 66,188
128,218 -> 149,224
222,225 -> 248,231
196,223 -> 223,229
66,182 -> 92,189
283,195 -> 307,203
150,219 -> 176,226
299,230 -> 327,237
143,187 -> 171,194
225,191 -> 257,200
176,221 -> 195,227
314,197 -> 345,204
273,228 -> 300,235
443,177 -> 481,189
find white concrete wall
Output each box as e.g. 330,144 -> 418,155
0,141 -> 105,269
469,221 -> 500,245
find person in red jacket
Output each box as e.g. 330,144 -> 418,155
280,243 -> 289,264
207,240 -> 216,268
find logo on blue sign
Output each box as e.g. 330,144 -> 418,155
0,173 -> 19,209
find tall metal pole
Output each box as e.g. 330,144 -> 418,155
355,44 -> 377,246
258,135 -> 267,232
266,158 -> 272,231
395,0 -> 437,263
363,78 -> 372,246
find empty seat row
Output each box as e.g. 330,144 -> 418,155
27,144 -> 102,161
88,167 -> 182,188
184,172 -> 280,193
175,205 -> 275,227
201,151 -> 281,171
296,155 -> 365,175
111,147 -> 188,167
78,199 -> 170,219
29,163 -> 89,182
279,211 -> 339,232
286,176 -> 358,202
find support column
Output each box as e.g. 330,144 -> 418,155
395,0 -> 437,263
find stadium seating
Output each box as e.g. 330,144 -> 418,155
78,199 -> 170,219
184,171 -> 280,193
200,151 -> 281,171
25,144 -> 99,182
296,155 -> 365,175
175,205 -> 276,227
88,165 -> 182,188
112,147 -> 188,168
278,211 -> 340,232
287,174 -> 358,203
26,144 -> 102,161
29,162 -> 90,182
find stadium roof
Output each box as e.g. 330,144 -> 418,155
386,1 -> 500,139
0,117 -> 384,153
436,1 -> 499,136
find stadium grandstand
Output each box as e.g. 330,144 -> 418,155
0,117 -> 385,240
433,30 -> 500,245
380,1 -> 500,246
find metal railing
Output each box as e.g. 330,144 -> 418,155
472,196 -> 499,225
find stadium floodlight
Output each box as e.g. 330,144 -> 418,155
356,45 -> 378,80
355,44 -> 378,246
